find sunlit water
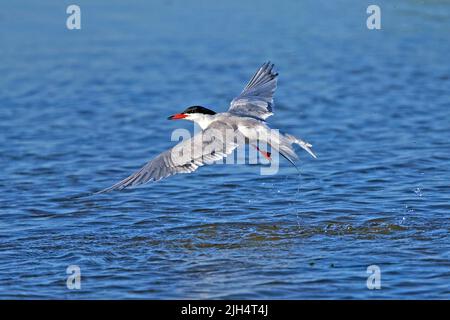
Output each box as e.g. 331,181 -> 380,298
0,0 -> 449,299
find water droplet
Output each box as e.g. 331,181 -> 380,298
414,187 -> 422,197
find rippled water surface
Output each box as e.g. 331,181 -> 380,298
0,0 -> 449,299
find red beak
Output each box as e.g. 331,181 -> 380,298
168,113 -> 187,120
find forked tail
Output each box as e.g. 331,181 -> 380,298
284,133 -> 317,159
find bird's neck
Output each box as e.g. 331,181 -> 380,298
190,114 -> 216,130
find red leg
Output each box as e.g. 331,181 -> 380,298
252,144 -> 271,161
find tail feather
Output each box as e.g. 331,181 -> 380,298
265,130 -> 316,170
284,134 -> 317,159
268,138 -> 300,172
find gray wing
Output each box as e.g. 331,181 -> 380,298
96,122 -> 240,193
228,61 -> 278,120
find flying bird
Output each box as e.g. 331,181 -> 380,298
97,62 -> 316,193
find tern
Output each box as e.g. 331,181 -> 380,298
97,62 -> 316,193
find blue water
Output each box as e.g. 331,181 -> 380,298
0,0 -> 449,299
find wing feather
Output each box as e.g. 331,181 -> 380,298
96,122 -> 240,193
228,61 -> 278,120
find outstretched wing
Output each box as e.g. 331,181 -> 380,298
96,122 -> 240,193
228,61 -> 278,120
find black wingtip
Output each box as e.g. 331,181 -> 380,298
279,152 -> 300,173
263,61 -> 277,78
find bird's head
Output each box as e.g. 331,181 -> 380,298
168,106 -> 216,129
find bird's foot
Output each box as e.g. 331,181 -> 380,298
252,144 -> 272,161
